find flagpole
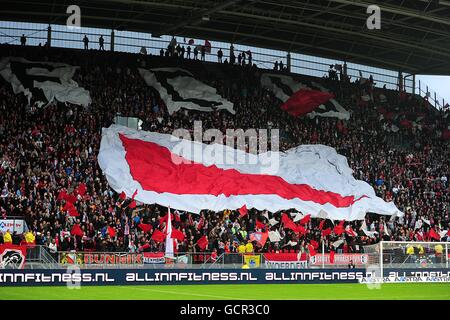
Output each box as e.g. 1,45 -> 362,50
322,238 -> 325,269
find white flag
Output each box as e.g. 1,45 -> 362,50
361,220 -> 378,238
332,239 -> 344,248
269,230 -> 282,242
165,207 -> 174,258
414,219 -> 423,230
269,218 -> 279,226
383,221 -> 390,236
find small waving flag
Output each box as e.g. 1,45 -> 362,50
308,244 -> 316,257
107,226 -> 116,237
319,220 -> 325,230
171,228 -> 185,242
70,224 -> 84,237
239,205 -> 248,217
429,228 -> 441,241
310,239 -> 319,250
255,220 -> 266,230
138,223 -> 152,233
151,229 -> 166,242
299,214 -> 311,225
196,235 -> 208,250
322,228 -> 332,237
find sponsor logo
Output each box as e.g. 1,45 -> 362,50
0,249 -> 25,269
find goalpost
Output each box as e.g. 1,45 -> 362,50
360,241 -> 450,284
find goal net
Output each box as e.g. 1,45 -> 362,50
380,241 -> 449,270
358,241 -> 450,284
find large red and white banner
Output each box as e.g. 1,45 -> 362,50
309,253 -> 369,266
98,125 -> 402,220
263,253 -> 308,269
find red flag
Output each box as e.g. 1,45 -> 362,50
63,201 -> 75,212
173,212 -> 181,222
75,183 -> 87,196
159,214 -> 168,226
334,220 -> 345,235
296,224 -> 307,236
281,212 -> 291,225
138,223 -> 152,233
188,214 -> 194,226
250,231 -> 268,247
322,228 -> 332,237
171,228 -> 185,242
330,250 -> 335,264
197,217 -> 204,231
239,205 -> 248,217
65,193 -> 77,204
310,239 -> 319,250
429,228 -> 441,241
255,220 -> 265,230
204,40 -> 211,53
68,207 -> 79,217
70,224 -> 83,237
139,243 -> 151,252
151,229 -> 165,242
107,226 -> 116,237
319,220 -> 325,230
57,190 -> 67,201
128,200 -> 137,209
119,191 -> 126,200
131,189 -> 138,199
282,213 -> 298,231
308,244 -> 316,257
281,89 -> 334,117
299,214 -> 311,225
196,235 -> 208,250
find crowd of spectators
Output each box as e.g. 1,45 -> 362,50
0,43 -> 448,260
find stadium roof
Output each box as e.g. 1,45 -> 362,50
2,0 -> 450,75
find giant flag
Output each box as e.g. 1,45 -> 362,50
261,73 -> 350,120
138,67 -> 235,115
0,57 -> 91,107
98,125 -> 402,220
281,89 -> 335,117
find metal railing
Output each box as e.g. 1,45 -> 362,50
25,245 -> 59,269
0,20 -> 428,100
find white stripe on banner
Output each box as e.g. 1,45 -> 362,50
98,125 -> 402,220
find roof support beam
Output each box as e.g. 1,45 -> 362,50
218,10 -> 450,58
327,0 -> 450,26
153,0 -> 241,37
185,25 -> 419,71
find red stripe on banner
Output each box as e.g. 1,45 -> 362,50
120,134 -> 365,208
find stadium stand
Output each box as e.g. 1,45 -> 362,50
0,42 -> 449,259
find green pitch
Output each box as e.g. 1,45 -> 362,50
0,283 -> 449,300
